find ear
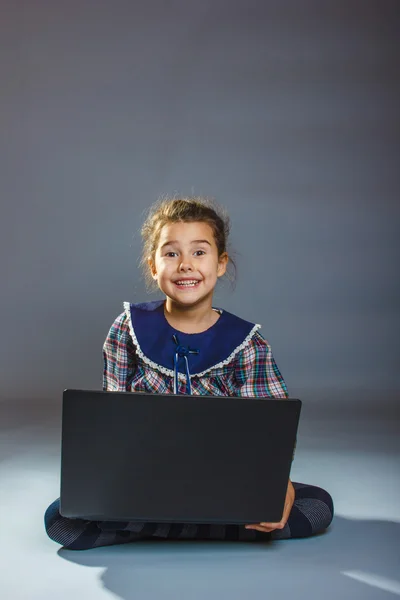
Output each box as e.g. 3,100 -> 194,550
148,257 -> 158,280
217,252 -> 229,278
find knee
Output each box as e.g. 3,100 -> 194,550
311,486 -> 334,533
292,483 -> 334,536
44,499 -> 94,550
44,498 -> 61,533
315,486 -> 334,526
44,498 -> 70,546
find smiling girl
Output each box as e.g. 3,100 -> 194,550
44,196 -> 333,550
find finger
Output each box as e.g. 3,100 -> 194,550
245,525 -> 276,533
260,522 -> 284,530
245,523 -> 276,533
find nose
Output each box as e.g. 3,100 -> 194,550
179,255 -> 193,272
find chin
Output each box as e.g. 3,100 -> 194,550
167,293 -> 208,307
172,296 -> 202,306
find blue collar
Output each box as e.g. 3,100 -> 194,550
127,300 -> 258,377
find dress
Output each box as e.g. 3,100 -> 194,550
44,301 -> 334,550
102,300 -> 289,398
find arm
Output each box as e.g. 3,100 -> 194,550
245,479 -> 295,534
234,333 -> 296,533
234,331 -> 296,459
103,312 -> 137,391
233,331 -> 289,398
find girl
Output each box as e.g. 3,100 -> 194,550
45,196 -> 333,550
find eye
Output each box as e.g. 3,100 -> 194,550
165,251 -> 178,257
194,250 -> 206,256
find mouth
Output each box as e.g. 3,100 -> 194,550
173,279 -> 201,289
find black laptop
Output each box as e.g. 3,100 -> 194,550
60,390 -> 301,524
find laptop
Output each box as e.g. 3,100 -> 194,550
60,389 -> 301,524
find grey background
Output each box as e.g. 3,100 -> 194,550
1,3 -> 400,599
1,0 -> 399,410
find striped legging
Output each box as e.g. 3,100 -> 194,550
44,482 -> 333,550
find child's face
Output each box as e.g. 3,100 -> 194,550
149,221 -> 228,308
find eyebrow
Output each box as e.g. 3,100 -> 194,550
160,239 -> 212,250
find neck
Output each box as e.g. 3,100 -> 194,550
164,297 -> 219,334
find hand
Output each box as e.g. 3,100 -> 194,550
244,479 -> 295,534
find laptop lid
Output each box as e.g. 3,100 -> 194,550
60,389 -> 301,524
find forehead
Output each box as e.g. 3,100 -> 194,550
157,221 -> 216,245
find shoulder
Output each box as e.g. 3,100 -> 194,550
106,311 -> 130,338
103,309 -> 134,354
104,301 -> 163,348
216,306 -> 268,351
194,309 -> 267,375
233,330 -> 271,363
249,330 -> 271,350
107,301 -> 162,334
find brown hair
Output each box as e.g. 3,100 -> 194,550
140,195 -> 236,290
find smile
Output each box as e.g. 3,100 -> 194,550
174,280 -> 201,288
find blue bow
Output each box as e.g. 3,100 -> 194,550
172,334 -> 199,395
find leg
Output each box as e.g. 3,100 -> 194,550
44,501 -> 245,548
44,499 -> 151,550
45,483 -> 334,549
267,482 -> 334,540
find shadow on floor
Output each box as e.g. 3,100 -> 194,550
58,516 -> 400,600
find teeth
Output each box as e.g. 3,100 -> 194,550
176,280 -> 199,286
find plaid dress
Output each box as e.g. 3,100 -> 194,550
45,300 -> 334,549
102,300 -> 289,399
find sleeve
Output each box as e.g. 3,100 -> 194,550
233,331 -> 289,398
234,331 -> 296,460
102,312 -> 137,392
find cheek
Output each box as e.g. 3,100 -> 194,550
157,261 -> 173,277
205,261 -> 219,275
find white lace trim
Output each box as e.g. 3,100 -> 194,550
123,302 -> 261,380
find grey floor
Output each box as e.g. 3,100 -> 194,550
1,397 -> 399,600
